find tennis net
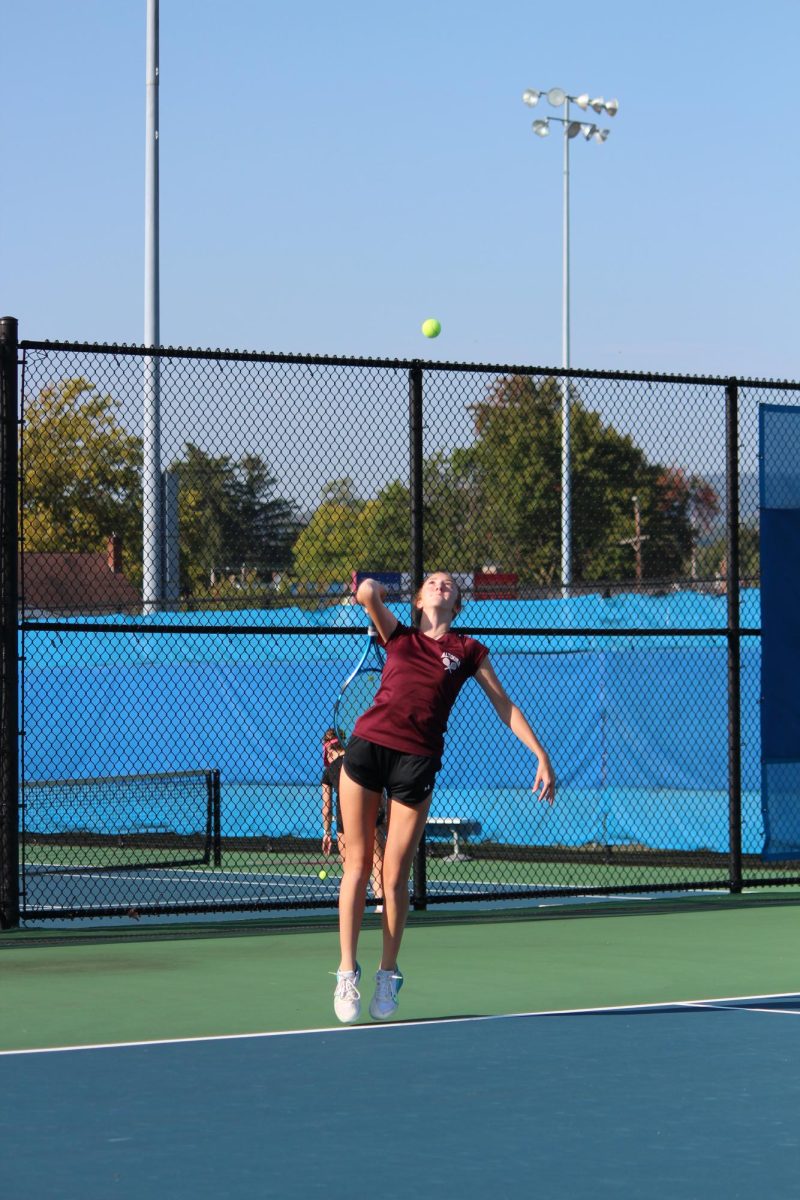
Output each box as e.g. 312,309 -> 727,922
21,770 -> 221,874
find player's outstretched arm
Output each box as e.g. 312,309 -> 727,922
322,781 -> 334,856
354,578 -> 398,643
475,658 -> 555,803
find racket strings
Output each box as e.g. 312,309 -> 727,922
334,668 -> 383,745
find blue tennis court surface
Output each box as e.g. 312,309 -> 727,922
20,864 -> 348,912
2,994 -> 798,1200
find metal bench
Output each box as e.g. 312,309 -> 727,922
426,817 -> 480,861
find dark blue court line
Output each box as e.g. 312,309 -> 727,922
1,1004 -> 798,1200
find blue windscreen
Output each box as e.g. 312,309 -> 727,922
760,404 -> 800,861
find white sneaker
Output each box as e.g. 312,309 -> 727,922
333,963 -> 361,1024
369,966 -> 403,1020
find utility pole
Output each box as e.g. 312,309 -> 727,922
619,494 -> 648,586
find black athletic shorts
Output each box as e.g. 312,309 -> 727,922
343,735 -> 441,806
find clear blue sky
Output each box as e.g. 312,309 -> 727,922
3,0 -> 799,380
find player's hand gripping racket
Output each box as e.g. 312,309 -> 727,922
333,624 -> 385,747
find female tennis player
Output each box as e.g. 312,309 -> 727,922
332,571 -> 555,1023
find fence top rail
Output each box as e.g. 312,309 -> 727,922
19,621 -> 762,638
18,339 -> 800,390
24,769 -> 211,788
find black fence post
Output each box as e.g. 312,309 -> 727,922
212,769 -> 222,867
725,378 -> 743,894
409,364 -> 427,910
0,317 -> 20,930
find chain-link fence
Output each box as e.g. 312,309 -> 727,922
2,323 -> 799,924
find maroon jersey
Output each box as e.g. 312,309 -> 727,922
352,622 -> 489,757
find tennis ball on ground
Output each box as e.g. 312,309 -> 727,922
421,318 -> 441,338
318,869 -> 328,880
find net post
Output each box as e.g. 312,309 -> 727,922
412,827 -> 427,911
212,769 -> 222,867
0,316 -> 20,929
725,378 -> 743,894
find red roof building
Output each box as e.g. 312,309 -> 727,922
21,536 -> 141,615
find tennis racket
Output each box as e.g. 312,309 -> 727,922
333,624 -> 385,747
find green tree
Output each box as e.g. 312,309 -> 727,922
649,467 -> 720,582
22,376 -> 143,571
455,375 -> 563,582
460,375 -> 717,585
696,525 -> 758,585
287,376 -> 720,590
311,456 -> 480,579
291,478 -> 367,588
172,444 -> 298,593
357,458 -> 477,574
357,482 -> 410,570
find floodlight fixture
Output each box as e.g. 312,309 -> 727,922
589,97 -> 606,113
547,87 -> 567,107
593,128 -> 610,143
567,121 -> 582,138
574,93 -> 590,110
532,119 -> 550,136
522,89 -> 541,107
604,98 -> 619,117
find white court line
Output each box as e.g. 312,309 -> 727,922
680,1001 -> 800,1016
2,991 -> 799,1058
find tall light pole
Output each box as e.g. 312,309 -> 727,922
522,87 -> 619,591
143,0 -> 162,612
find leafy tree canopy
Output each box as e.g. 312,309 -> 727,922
22,376 -> 143,569
170,444 -> 299,593
289,376 -> 721,589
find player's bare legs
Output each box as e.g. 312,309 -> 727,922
379,795 -> 431,970
337,769 -> 381,973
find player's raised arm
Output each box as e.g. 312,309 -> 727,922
354,578 -> 398,644
475,657 -> 555,804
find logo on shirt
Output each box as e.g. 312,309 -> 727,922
441,651 -> 461,673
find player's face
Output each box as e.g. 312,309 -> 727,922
419,573 -> 459,614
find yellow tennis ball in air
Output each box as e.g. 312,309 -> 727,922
318,869 -> 328,880
421,318 -> 441,338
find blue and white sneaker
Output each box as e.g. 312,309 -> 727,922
369,966 -> 404,1020
333,963 -> 361,1024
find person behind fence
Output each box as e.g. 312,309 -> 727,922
321,729 -> 386,911
332,571 -> 556,1024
